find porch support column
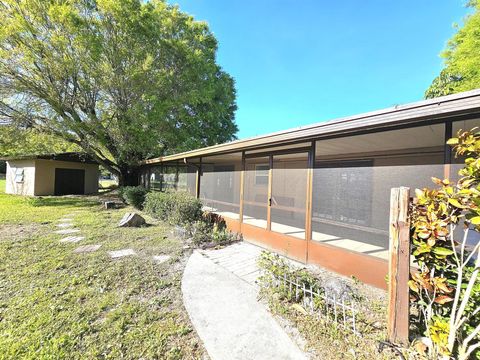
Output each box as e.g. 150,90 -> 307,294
159,164 -> 164,191
305,141 -> 315,261
267,155 -> 273,231
239,151 -> 245,224
175,162 -> 179,190
444,120 -> 453,180
196,158 -> 202,199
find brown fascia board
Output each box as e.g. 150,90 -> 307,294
1,152 -> 98,164
142,88 -> 480,165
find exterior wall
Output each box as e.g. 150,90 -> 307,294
5,160 -> 36,196
34,160 -> 99,196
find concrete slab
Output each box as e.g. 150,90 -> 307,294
153,255 -> 171,263
73,244 -> 101,253
109,248 -> 136,259
57,223 -> 74,228
200,242 -> 262,287
55,229 -> 80,235
60,236 -> 85,243
182,250 -> 307,360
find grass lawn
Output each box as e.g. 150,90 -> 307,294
0,179 -> 205,359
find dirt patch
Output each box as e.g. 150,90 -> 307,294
0,223 -> 46,242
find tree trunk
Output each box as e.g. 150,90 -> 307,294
118,166 -> 139,187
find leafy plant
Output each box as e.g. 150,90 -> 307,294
144,191 -> 202,225
410,128 -> 480,359
119,186 -> 148,209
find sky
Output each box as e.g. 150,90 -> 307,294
168,0 -> 470,139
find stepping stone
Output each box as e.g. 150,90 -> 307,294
55,229 -> 80,235
57,223 -> 74,228
73,244 -> 101,253
153,255 -> 171,263
58,218 -> 73,222
109,249 -> 136,259
60,236 -> 85,243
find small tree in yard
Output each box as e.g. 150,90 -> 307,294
410,129 -> 480,359
0,0 -> 237,185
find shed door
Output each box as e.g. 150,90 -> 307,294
54,168 -> 85,195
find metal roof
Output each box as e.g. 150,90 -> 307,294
1,152 -> 98,164
143,89 -> 480,165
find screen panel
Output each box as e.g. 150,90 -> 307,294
313,124 -> 446,260
270,152 -> 308,239
200,153 -> 241,220
150,166 -> 162,191
243,156 -> 269,228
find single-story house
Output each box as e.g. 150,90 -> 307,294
4,152 -> 99,196
138,89 -> 480,289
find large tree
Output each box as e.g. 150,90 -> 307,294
425,1 -> 480,98
0,125 -> 79,157
0,0 -> 237,184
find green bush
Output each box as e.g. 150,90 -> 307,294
119,186 -> 148,209
189,220 -> 213,246
144,191 -> 202,225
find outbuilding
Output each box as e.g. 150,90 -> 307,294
4,152 -> 99,196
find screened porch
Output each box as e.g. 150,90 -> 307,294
139,118 -> 478,288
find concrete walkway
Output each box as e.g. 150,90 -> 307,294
198,242 -> 262,287
182,245 -> 307,360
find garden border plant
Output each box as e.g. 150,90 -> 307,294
409,128 -> 480,359
143,190 -> 242,247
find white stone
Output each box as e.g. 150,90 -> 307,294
57,223 -> 74,228
60,236 -> 85,243
109,248 -> 136,259
73,244 -> 101,253
118,213 -> 146,227
153,255 -> 171,264
55,229 -> 80,235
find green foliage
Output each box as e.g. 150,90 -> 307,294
257,251 -> 319,302
425,2 -> 480,98
189,220 -> 213,246
144,191 -> 202,225
0,125 -> 79,157
211,224 -> 242,245
119,185 -> 148,209
188,212 -> 240,246
410,128 -> 480,359
0,0 -> 237,183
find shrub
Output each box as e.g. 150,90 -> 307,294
212,225 -> 242,245
119,186 -> 148,209
144,191 -> 202,225
189,220 -> 212,246
409,128 -> 480,360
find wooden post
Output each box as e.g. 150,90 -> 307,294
267,155 -> 273,231
239,152 -> 245,224
388,187 -> 411,345
444,120 -> 453,180
195,158 -> 202,199
305,141 -> 315,262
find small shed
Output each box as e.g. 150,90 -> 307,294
4,152 -> 99,196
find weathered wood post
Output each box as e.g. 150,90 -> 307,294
388,187 -> 411,345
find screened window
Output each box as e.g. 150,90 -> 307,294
14,168 -> 24,183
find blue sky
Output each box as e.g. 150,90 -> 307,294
169,0 -> 470,139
